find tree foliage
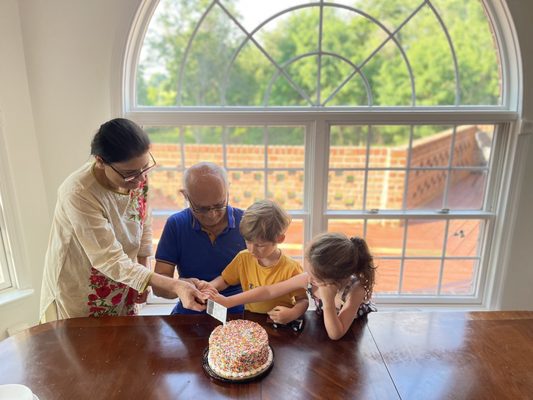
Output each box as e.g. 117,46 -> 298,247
138,0 -> 500,145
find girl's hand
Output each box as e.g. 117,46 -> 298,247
317,284 -> 338,304
267,306 -> 293,325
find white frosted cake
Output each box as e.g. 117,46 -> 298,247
207,319 -> 272,380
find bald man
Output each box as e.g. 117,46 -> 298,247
153,162 -> 246,314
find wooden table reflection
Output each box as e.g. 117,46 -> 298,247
0,311 -> 531,399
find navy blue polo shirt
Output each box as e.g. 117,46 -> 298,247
155,205 -> 246,314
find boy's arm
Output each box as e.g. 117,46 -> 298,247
267,294 -> 309,324
209,275 -> 229,292
211,273 -> 308,308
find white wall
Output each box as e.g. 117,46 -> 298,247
496,0 -> 533,310
18,0 -> 142,205
0,0 -> 531,339
0,0 -> 140,339
0,0 -> 49,338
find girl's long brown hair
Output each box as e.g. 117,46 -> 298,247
306,232 -> 376,300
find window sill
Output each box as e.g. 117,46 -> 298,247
139,303 -> 173,315
0,288 -> 35,307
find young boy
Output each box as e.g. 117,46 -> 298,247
209,200 -> 308,324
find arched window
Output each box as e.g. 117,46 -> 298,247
123,0 -> 520,305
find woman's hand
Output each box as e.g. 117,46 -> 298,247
135,287 -> 150,304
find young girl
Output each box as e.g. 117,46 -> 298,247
209,232 -> 376,340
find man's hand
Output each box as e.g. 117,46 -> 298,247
175,280 -> 209,312
267,306 -> 294,325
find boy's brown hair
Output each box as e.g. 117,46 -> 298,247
240,200 -> 291,242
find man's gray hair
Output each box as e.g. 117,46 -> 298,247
183,162 -> 228,193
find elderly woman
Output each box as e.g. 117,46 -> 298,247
40,118 -> 206,320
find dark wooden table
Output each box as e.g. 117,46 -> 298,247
0,311 -> 531,400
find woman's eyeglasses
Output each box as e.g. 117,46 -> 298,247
105,152 -> 157,182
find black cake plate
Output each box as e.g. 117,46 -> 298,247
202,346 -> 274,384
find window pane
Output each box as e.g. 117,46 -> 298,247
227,127 -> 265,169
452,126 -> 494,167
366,170 -> 406,210
406,170 -> 447,210
441,259 -> 477,295
410,127 -> 453,168
374,259 -> 401,295
368,126 -> 410,168
327,219 -> 365,238
230,171 -> 265,210
328,171 -> 365,210
152,214 -> 170,250
281,219 -> 304,259
330,126 -> 368,169
431,0 -> 502,105
401,259 -> 441,294
405,220 -> 445,257
150,169 -> 184,210
145,128 -> 183,168
445,220 -> 484,257
267,127 -> 305,168
365,220 -> 404,258
446,170 -> 487,210
267,171 -> 304,211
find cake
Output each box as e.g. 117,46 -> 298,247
207,319 -> 273,380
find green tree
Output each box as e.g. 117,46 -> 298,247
138,0 -> 500,145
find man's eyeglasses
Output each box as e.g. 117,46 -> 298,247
105,152 -> 157,182
186,194 -> 228,215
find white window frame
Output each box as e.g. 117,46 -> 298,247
118,0 -> 523,309
0,110 -> 34,304
0,210 -> 14,291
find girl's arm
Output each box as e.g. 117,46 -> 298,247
212,273 -> 308,308
319,283 -> 366,340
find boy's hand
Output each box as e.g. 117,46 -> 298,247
267,306 -> 294,325
194,280 -> 218,297
208,292 -> 231,308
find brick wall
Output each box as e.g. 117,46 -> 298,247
150,125 -> 483,211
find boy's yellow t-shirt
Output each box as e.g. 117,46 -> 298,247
221,250 -> 306,313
